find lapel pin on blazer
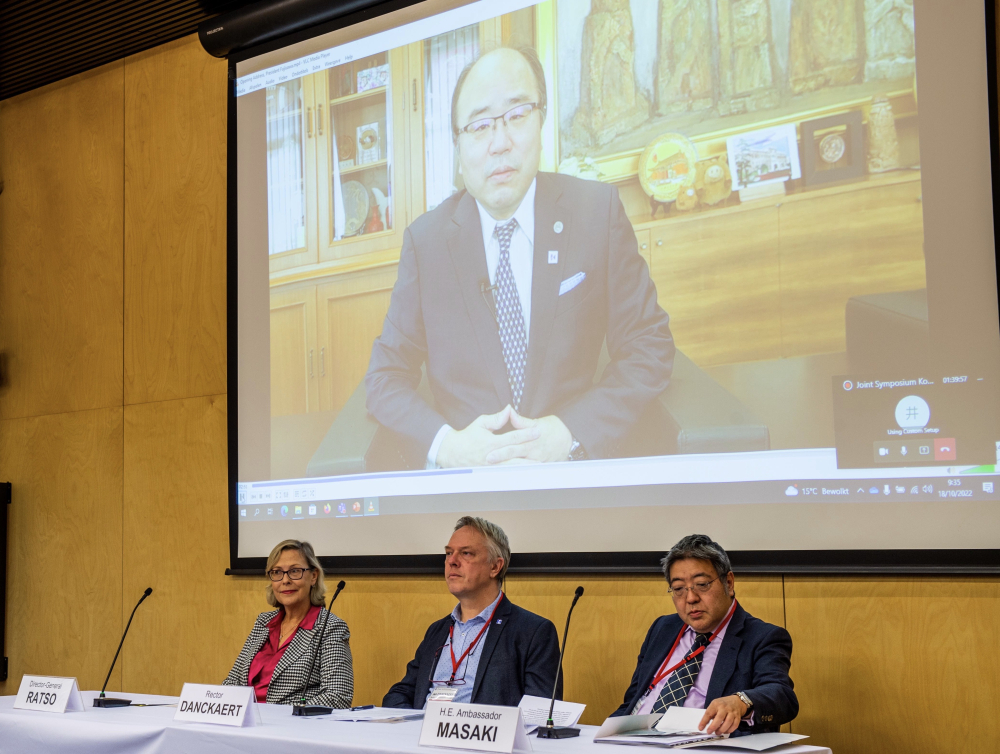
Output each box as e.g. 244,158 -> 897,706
553,221 -> 563,234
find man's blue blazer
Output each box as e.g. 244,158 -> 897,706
612,602 -> 798,734
382,594 -> 561,709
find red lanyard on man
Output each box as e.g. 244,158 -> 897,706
647,599 -> 738,691
446,593 -> 504,684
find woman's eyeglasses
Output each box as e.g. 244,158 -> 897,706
266,567 -> 313,582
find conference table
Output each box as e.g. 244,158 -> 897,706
0,691 -> 831,754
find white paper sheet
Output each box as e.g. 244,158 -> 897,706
682,733 -> 810,751
517,695 -> 585,730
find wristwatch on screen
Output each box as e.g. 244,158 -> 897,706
568,437 -> 588,461
735,691 -> 753,713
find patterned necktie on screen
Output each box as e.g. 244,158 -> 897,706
493,218 -> 527,410
648,632 -> 711,714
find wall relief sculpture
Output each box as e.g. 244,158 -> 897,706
864,0 -> 916,81
789,0 -> 863,94
656,0 -> 714,115
717,0 -> 780,115
573,0 -> 650,146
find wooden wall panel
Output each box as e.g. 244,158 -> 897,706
123,36 -> 227,406
0,63 -> 124,420
649,206 -> 783,367
777,176 -> 926,357
120,394 -> 248,695
316,267 -> 395,414
0,408 -> 124,695
785,576 -> 1000,754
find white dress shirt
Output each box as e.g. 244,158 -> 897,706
427,179 -> 538,467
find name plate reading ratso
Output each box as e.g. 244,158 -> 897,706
13,675 -> 85,713
174,683 -> 257,728
420,701 -> 532,754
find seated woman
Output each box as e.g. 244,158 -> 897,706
224,539 -> 353,707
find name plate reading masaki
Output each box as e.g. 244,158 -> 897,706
420,701 -> 532,754
173,683 -> 258,728
13,675 -> 85,713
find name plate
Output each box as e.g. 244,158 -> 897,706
174,683 -> 257,728
14,675 -> 85,713
420,701 -> 532,754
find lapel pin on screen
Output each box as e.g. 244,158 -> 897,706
93,588 -> 152,708
292,579 -> 346,716
536,586 -> 583,739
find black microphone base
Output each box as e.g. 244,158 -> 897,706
93,697 -> 132,708
292,704 -> 333,716
536,726 -> 581,739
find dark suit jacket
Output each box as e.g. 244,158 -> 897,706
365,171 -> 674,460
612,603 -> 797,734
382,594 -> 561,709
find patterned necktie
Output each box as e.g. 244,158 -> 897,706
649,632 -> 711,713
493,218 -> 528,409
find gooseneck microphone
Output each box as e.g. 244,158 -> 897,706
536,586 -> 584,738
94,587 -> 153,708
292,579 -> 346,717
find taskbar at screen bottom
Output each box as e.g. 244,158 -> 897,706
236,471 -> 999,521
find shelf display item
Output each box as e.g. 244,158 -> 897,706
341,180 -> 370,236
726,123 -> 801,191
637,133 -> 698,203
694,155 -> 733,206
357,64 -> 390,93
801,110 -> 865,187
357,122 -> 380,165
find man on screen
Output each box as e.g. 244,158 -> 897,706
613,534 -> 798,736
365,46 -> 674,468
382,516 -> 560,708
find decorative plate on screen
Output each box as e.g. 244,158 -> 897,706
819,133 -> 846,164
341,180 -> 370,237
638,133 -> 698,203
337,133 -> 355,161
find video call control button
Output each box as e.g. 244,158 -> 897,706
934,438 -> 957,461
873,440 -> 921,463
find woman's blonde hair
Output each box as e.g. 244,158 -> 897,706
264,539 -> 327,608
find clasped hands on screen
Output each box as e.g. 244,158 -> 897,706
437,405 -> 572,468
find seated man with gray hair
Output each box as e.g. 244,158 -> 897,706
383,516 -> 561,708
612,534 -> 797,736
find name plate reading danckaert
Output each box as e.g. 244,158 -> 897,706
420,701 -> 532,753
173,683 -> 257,728
13,675 -> 85,713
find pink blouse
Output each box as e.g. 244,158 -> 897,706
248,604 -> 321,703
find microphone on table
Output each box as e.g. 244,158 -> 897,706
292,579 -> 346,717
94,587 -> 153,708
536,586 -> 584,739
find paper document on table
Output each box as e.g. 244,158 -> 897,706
679,732 -> 809,750
594,709 -> 724,748
517,695 -> 585,731
326,708 -> 425,723
653,707 -> 709,734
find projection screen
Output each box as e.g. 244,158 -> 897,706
229,0 -> 1000,572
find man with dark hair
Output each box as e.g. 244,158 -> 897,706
612,534 -> 798,736
365,46 -> 673,469
382,516 -> 560,708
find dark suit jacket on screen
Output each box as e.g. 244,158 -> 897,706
382,594 -> 561,709
612,603 -> 797,735
364,171 -> 674,460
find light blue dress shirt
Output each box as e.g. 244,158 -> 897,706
424,591 -> 503,707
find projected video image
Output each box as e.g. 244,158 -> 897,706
258,0 -> 932,481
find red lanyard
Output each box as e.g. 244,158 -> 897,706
647,600 -> 738,691
447,593 -> 504,683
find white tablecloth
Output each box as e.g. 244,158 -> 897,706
0,691 -> 831,754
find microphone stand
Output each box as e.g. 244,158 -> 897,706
537,586 -> 583,738
94,588 -> 153,708
292,580 -> 346,716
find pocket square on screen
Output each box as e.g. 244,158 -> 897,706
559,271 -> 586,296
